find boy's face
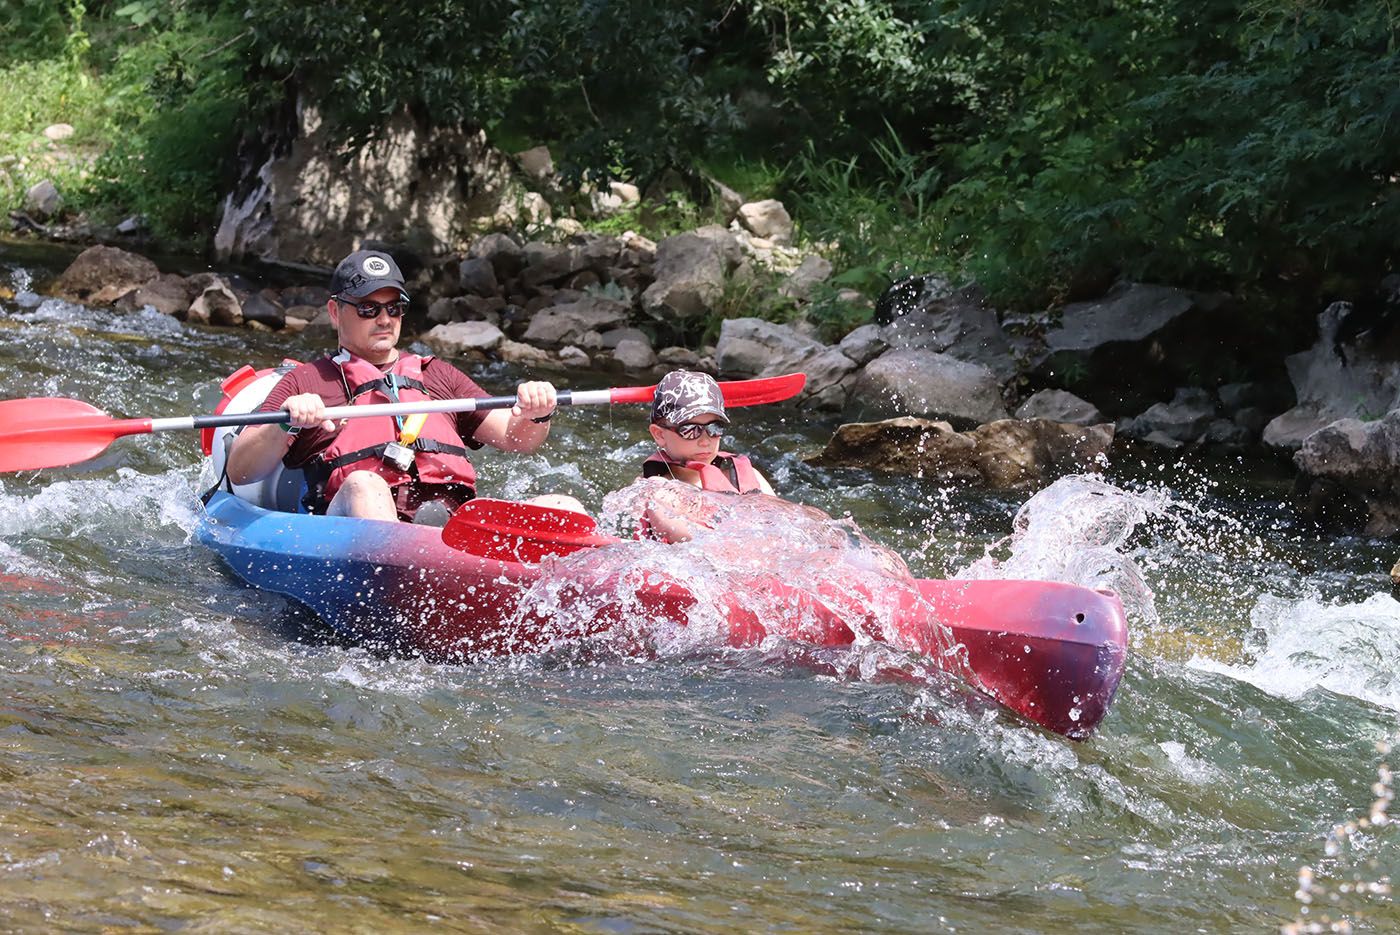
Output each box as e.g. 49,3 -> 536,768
648,414 -> 726,465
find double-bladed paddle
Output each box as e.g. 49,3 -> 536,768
0,372 -> 806,473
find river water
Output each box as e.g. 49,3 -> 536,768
1,243 -> 1396,933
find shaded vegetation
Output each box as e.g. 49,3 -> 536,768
1,0 -> 1396,336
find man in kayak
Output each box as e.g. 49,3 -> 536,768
226,249 -> 577,523
638,370 -> 775,541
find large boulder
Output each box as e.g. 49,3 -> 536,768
1264,302 -> 1400,451
126,274 -> 194,317
715,318 -> 858,408
716,318 -> 825,377
880,282 -> 1018,381
640,226 -> 742,326
421,320 -> 506,355
809,417 -> 1114,489
522,296 -> 631,347
1037,282 -> 1232,414
846,349 -> 1009,427
1293,412 -> 1400,535
1015,389 -> 1104,426
186,279 -> 243,327
51,245 -> 160,306
214,102 -> 529,265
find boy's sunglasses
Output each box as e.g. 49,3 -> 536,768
665,421 -> 726,440
338,296 -> 408,319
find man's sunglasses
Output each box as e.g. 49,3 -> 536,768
337,296 -> 409,319
665,421 -> 727,440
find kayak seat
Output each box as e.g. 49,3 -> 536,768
217,431 -> 308,514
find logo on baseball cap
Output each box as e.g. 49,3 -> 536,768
651,371 -> 729,425
330,250 -> 408,300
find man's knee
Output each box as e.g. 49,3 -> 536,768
528,493 -> 588,514
328,471 -> 396,519
340,471 -> 392,500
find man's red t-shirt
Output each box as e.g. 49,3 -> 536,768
258,355 -> 491,469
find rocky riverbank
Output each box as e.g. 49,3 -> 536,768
19,173 -> 1400,537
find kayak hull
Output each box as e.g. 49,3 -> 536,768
197,491 -> 1127,738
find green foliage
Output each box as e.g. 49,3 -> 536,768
701,264 -> 798,345
787,126 -> 946,308
0,0 -> 71,63
1,0 -> 1396,335
0,2 -> 260,242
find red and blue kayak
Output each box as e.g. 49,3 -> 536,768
197,487 -> 1127,738
193,364 -> 1128,738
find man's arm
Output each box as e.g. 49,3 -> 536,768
470,380 -> 558,453
226,392 -> 337,484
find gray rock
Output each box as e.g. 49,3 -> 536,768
558,345 -> 591,368
800,347 -> 860,410
599,327 -> 651,350
24,179 -> 62,220
522,296 -> 631,346
736,199 -> 794,245
52,245 -> 159,306
458,257 -> 499,297
516,145 -> 554,181
657,346 -> 701,368
240,292 -> 285,329
468,232 -> 525,280
611,338 -> 658,371
880,283 -> 1017,381
848,349 -> 1009,427
779,254 -> 833,302
130,274 -> 193,317
1265,301 -> 1400,450
520,243 -> 586,290
640,226 -> 741,324
715,318 -> 825,378
1293,412 -> 1400,535
1123,388 -> 1217,442
1046,283 -> 1196,352
1015,389 -> 1105,426
422,320 -> 505,354
838,324 -> 888,366
1264,406 -> 1335,450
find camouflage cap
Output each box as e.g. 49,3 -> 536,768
650,370 -> 729,425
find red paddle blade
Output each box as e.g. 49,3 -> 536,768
609,372 -> 806,407
0,398 -> 151,472
442,498 -> 620,563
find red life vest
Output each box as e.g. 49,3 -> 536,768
641,451 -> 765,494
319,352 -> 478,504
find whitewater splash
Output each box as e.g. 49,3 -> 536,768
502,478 -> 963,681
977,473 -> 1400,716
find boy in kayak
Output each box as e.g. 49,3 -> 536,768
225,249 -> 580,523
639,370 -> 776,541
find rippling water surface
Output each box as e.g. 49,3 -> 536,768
2,243 -> 1396,933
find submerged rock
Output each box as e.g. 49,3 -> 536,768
809,416 -> 1113,489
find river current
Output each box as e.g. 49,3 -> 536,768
1,244 -> 1396,933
